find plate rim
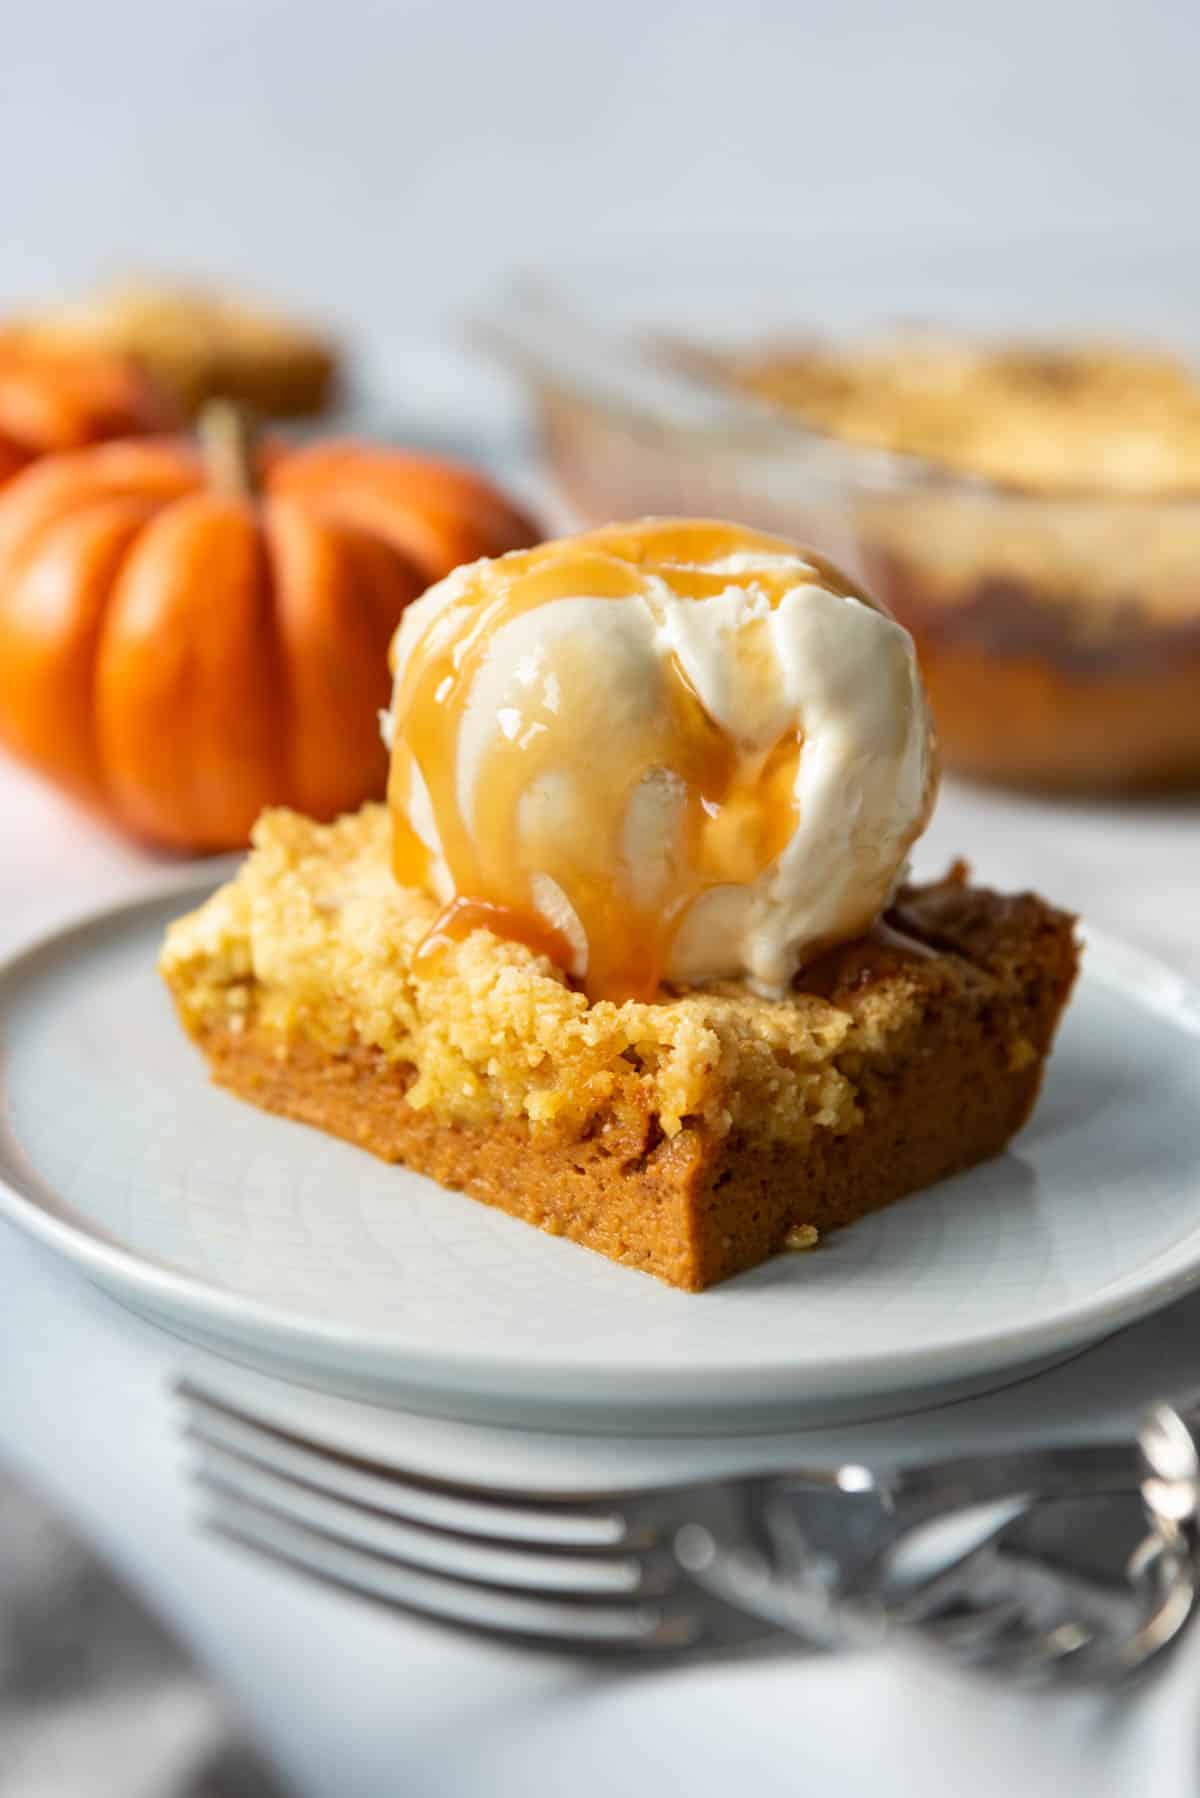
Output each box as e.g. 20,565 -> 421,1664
2,877 -> 1200,1410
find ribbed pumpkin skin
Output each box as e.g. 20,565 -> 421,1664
0,436 -> 538,850
0,333 -> 179,479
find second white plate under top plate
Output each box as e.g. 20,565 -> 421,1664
1,882 -> 1199,1432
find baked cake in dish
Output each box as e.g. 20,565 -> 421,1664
724,336 -> 1200,495
24,275 -> 340,421
719,336 -> 1200,789
161,519 -> 1078,1290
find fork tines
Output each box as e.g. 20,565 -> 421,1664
176,1380 -> 755,1653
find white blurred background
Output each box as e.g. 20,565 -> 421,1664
4,0 -> 1197,342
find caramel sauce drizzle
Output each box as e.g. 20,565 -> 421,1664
389,521 -> 868,1003
413,896 -> 577,971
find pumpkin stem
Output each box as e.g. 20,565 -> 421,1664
199,401 -> 259,499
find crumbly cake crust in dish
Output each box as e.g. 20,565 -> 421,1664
861,514 -> 1200,791
711,338 -> 1200,789
161,804 -> 1079,1291
725,338 -> 1200,496
26,276 -> 339,420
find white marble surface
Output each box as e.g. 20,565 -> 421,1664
1,703 -> 1200,1796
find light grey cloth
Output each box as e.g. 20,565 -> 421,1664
0,1463 -> 286,1798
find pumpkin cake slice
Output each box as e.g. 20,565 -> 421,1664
161,519 -> 1079,1291
160,803 -> 1078,1292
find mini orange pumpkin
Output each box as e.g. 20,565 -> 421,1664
0,331 -> 179,484
0,407 -> 539,850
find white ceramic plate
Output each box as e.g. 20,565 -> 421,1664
2,880 -> 1200,1432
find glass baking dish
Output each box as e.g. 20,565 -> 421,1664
479,237 -> 1200,792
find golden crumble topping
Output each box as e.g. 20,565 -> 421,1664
726,335 -> 1200,496
161,804 -> 870,1144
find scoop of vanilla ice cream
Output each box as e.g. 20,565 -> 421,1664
385,520 -> 938,1002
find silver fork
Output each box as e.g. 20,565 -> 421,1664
176,1379 -> 1199,1671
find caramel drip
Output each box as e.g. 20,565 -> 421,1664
415,896 -> 576,971
388,778 -> 432,890
388,521 -> 858,1003
580,518 -> 866,596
